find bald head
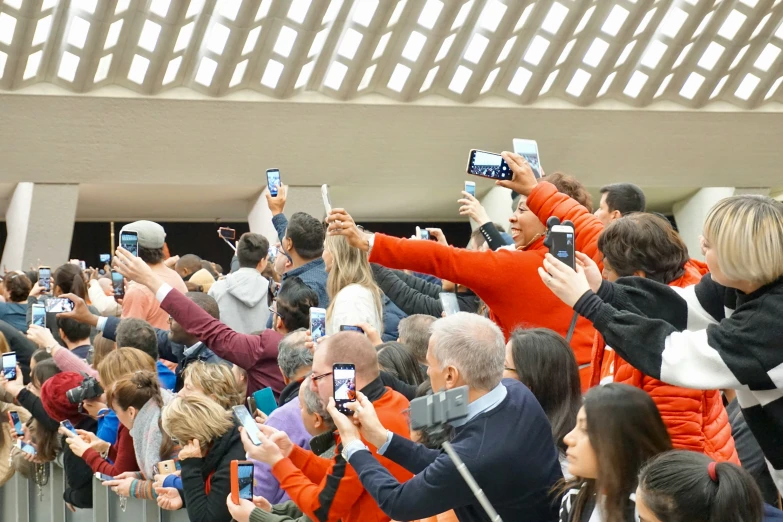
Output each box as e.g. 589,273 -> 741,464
320,332 -> 379,382
98,277 -> 113,296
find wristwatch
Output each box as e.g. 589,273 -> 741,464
46,344 -> 58,354
366,233 -> 375,256
341,439 -> 369,462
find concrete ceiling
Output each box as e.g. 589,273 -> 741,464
0,0 -> 782,223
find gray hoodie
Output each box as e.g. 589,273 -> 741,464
208,267 -> 271,334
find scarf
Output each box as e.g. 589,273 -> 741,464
129,389 -> 175,478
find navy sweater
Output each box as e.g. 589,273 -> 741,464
349,379 -> 563,522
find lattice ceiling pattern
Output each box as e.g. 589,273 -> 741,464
1,0 -> 783,108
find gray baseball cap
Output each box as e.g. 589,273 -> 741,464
120,220 -> 166,249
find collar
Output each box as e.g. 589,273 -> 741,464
71,344 -> 92,359
183,341 -> 203,358
309,430 -> 336,456
278,380 -> 302,406
283,257 -> 326,279
359,376 -> 387,402
450,382 -> 507,427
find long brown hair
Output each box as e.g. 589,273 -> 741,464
108,371 -> 175,460
53,263 -> 87,299
565,384 -> 672,522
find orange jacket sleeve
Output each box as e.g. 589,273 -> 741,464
288,444 -> 334,485
526,181 -> 605,264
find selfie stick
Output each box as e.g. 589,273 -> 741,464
222,237 -> 237,253
441,441 -> 503,522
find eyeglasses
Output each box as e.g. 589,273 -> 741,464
268,306 -> 281,318
504,367 -> 517,373
310,371 -> 333,382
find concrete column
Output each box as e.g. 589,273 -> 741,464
673,187 -> 770,260
248,186 -> 323,245
1,183 -> 79,270
478,186 -> 515,232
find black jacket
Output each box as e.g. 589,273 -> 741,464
180,424 -> 247,522
0,320 -> 37,384
371,264 -> 479,317
278,380 -> 301,407
15,388 -> 59,432
63,417 -> 98,508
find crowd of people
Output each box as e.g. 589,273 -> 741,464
1,150 -> 782,522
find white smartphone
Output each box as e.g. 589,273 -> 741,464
415,226 -> 430,240
439,293 -> 460,316
321,184 -> 332,215
549,225 -> 575,269
512,139 -> 542,179
310,307 -> 327,343
464,181 -> 476,197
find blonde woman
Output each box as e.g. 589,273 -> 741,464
541,194 -> 783,492
157,395 -> 245,522
322,234 -> 383,336
179,361 -> 244,410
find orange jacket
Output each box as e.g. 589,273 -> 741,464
271,385 -> 413,522
370,182 -> 604,391
590,260 -> 739,463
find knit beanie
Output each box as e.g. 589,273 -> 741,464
40,372 -> 86,426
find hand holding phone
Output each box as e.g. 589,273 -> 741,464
253,388 -> 278,416
415,227 -> 430,240
321,184 -> 332,215
464,181 -> 476,197
549,225 -> 575,269
310,307 -> 327,343
333,363 -> 357,415
439,293 -> 460,316
232,406 -> 263,446
266,169 -> 282,197
339,325 -> 365,334
512,139 -> 543,179
2,352 -> 17,380
466,150 -> 512,181
111,271 -> 125,299
119,231 -> 139,257
60,420 -> 78,437
31,303 -> 46,327
230,461 -> 255,504
38,266 -> 51,293
95,472 -> 115,481
8,411 -> 24,437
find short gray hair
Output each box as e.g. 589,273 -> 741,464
300,377 -> 334,428
398,314 -> 436,362
277,329 -> 312,380
430,313 -> 504,391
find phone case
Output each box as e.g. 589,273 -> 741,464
230,461 -> 255,504
253,388 -> 278,416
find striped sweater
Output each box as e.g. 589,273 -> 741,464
573,274 -> 783,494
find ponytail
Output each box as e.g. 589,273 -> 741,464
53,263 -> 87,300
638,450 -> 764,522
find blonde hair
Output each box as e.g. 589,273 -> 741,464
703,195 -> 783,285
324,234 -> 383,330
161,394 -> 233,452
0,332 -> 9,354
182,361 -> 244,410
98,347 -> 157,391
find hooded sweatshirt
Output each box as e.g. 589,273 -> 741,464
209,267 -> 270,334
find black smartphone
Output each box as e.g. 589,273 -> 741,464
120,230 -> 139,257
111,271 -> 125,299
219,227 -> 236,240
231,405 -> 263,446
8,411 -> 23,437
339,325 -> 365,334
333,363 -> 357,415
549,225 -> 575,269
31,303 -> 46,327
2,352 -> 17,380
266,169 -> 282,197
466,149 -> 512,181
38,266 -> 51,293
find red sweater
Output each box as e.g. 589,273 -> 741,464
369,182 -> 604,390
82,424 -> 139,476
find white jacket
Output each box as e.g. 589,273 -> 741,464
326,284 -> 383,336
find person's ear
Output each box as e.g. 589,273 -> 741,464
611,210 -> 622,221
275,315 -> 284,332
279,368 -> 290,385
313,413 -> 323,429
445,365 -> 458,389
257,258 -> 268,273
633,270 -> 647,279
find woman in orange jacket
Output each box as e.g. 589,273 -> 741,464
589,213 -> 738,463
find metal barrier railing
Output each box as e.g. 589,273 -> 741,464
0,465 -> 191,522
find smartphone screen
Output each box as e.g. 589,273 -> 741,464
17,440 -> 36,455
439,293 -> 460,316
120,231 -> 139,257
2,352 -> 16,380
96,472 -> 115,481
61,420 -> 78,436
465,182 -> 476,197
9,411 -> 23,437
310,307 -> 327,343
99,254 -> 111,265
339,325 -> 365,333
111,271 -> 125,299
416,227 -> 430,240
550,228 -> 575,269
31,304 -> 46,327
333,363 -> 356,414
232,406 -> 263,446
237,463 -> 254,500
219,227 -> 236,240
38,267 -> 51,292
512,139 -> 542,179
467,150 -> 512,181
267,169 -> 281,197
45,297 -> 74,313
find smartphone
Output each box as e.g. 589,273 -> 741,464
16,440 -> 36,455
230,460 -> 255,504
464,181 -> 476,197
268,246 -> 278,263
95,472 -> 115,481
31,303 -> 46,327
309,307 -> 327,343
333,363 -> 356,415
231,405 -> 263,446
415,226 -> 430,240
512,138 -> 542,179
38,266 -> 51,293
120,230 -> 139,257
549,225 -> 575,269
266,169 -> 282,197
45,297 -> 74,313
247,396 -> 257,415
253,388 -> 278,416
321,184 -> 332,215
60,419 -> 78,436
466,149 -> 512,181
2,352 -> 16,380
78,260 -> 86,270
158,459 -> 179,475
111,271 -> 125,299
8,411 -> 24,437
439,293 -> 460,316
340,325 -> 365,334
99,253 -> 111,265
218,227 -> 236,240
